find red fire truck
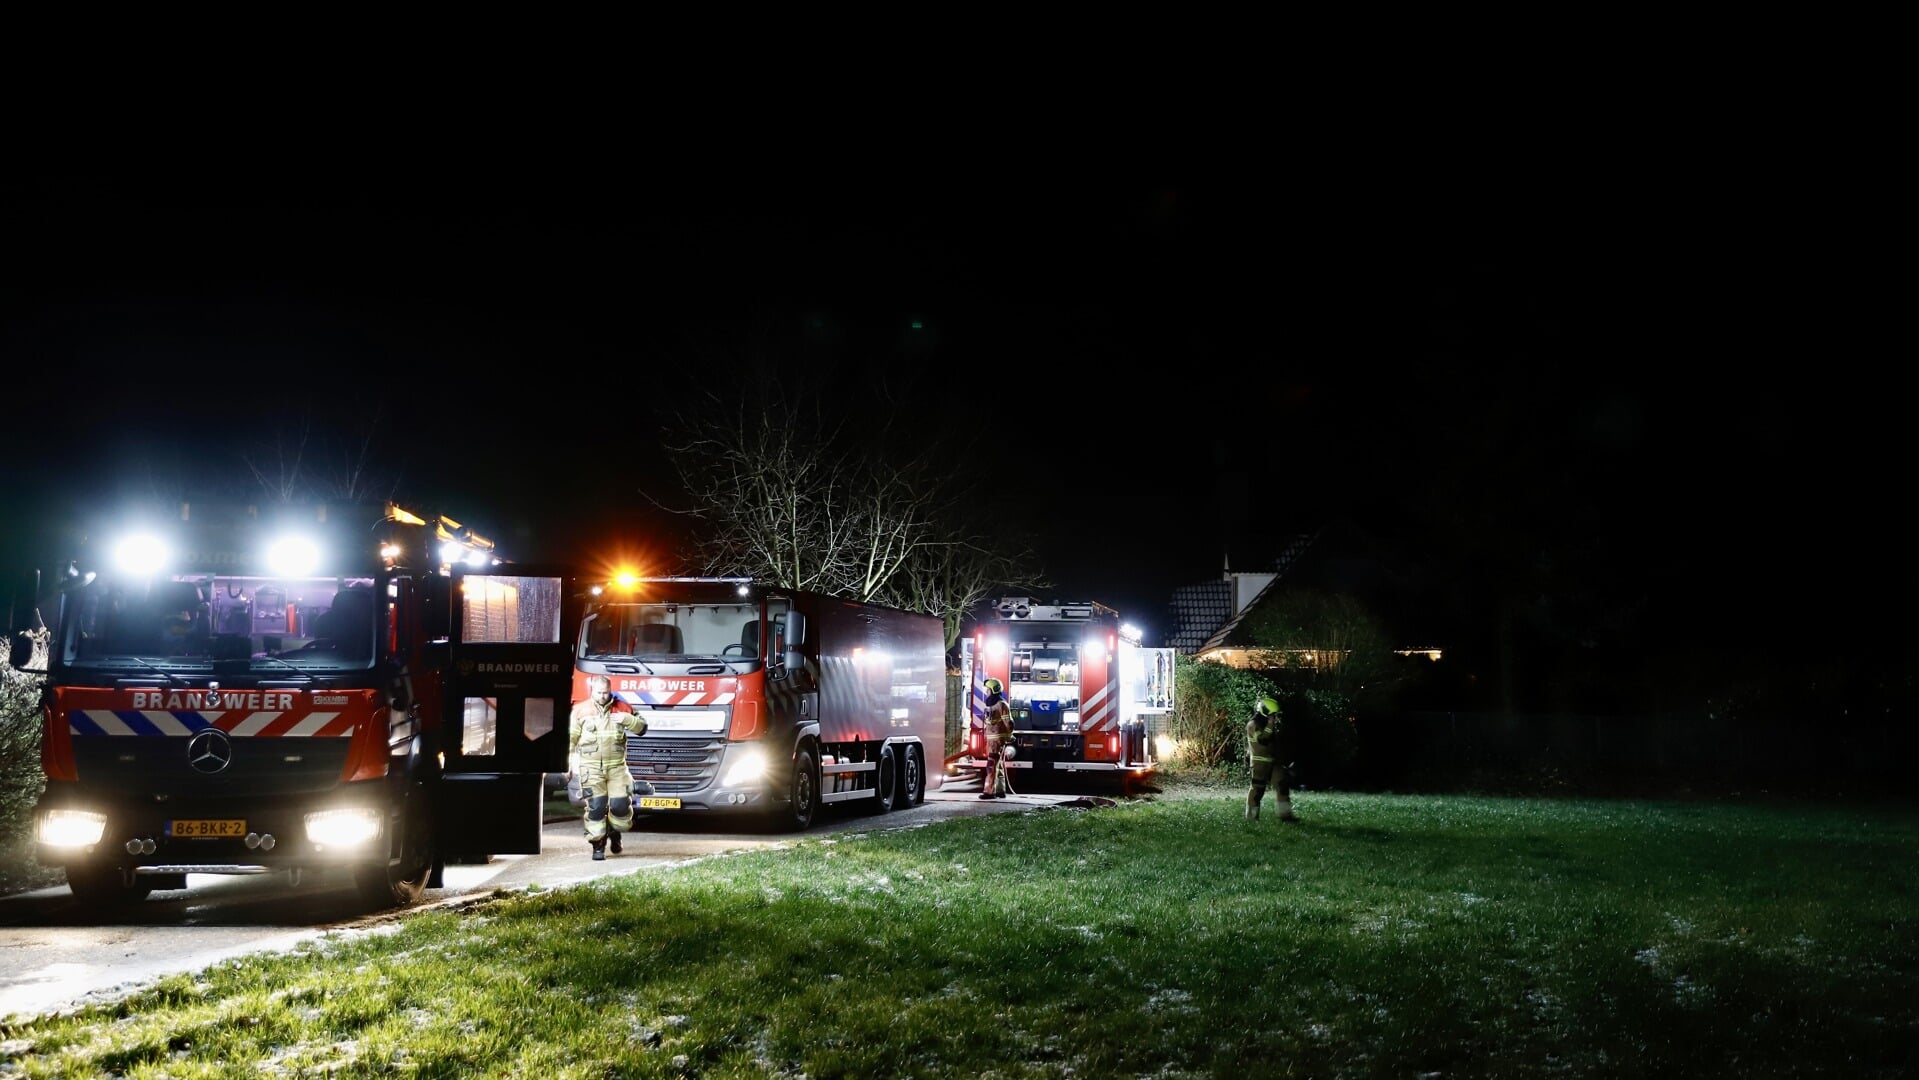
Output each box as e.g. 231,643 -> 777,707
951,597 -> 1174,789
573,576 -> 946,830
11,500 -> 581,909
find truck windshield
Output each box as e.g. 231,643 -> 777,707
582,601 -> 762,660
61,573 -> 382,674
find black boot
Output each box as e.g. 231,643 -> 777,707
590,837 -> 606,861
608,829 -> 622,855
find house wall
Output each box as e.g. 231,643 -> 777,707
1229,572 -> 1274,616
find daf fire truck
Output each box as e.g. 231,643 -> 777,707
11,500 -> 581,910
952,597 -> 1174,789
573,577 -> 946,831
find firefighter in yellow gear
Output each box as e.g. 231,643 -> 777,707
1246,696 -> 1299,822
569,674 -> 649,859
980,677 -> 1014,799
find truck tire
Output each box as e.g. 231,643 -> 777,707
65,861 -> 155,905
781,748 -> 819,832
354,788 -> 434,909
899,743 -> 925,808
867,745 -> 899,815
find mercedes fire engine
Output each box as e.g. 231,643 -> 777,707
952,597 -> 1174,789
11,500 -> 581,909
573,576 -> 946,830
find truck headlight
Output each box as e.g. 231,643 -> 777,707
720,747 -> 767,787
38,809 -> 108,848
305,807 -> 381,848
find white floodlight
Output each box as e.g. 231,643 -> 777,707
266,536 -> 323,577
112,534 -> 170,576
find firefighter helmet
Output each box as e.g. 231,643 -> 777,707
1256,696 -> 1280,716
983,677 -> 1003,695
1003,743 -> 1017,760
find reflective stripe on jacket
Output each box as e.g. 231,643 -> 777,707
570,700 -> 647,764
1246,717 -> 1278,764
986,700 -> 1013,746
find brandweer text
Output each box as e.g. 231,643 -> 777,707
132,692 -> 296,709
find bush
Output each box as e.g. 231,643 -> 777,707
2,631 -> 60,895
2,635 -> 46,821
1280,688 -> 1359,789
1166,656 -> 1358,788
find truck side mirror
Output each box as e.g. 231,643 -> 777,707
779,610 -> 808,674
767,611 -> 807,680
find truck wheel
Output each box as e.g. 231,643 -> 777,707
783,748 -> 819,832
867,745 -> 899,814
354,789 -> 434,909
899,744 -> 925,808
65,862 -> 154,905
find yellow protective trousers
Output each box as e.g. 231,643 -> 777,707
577,758 -> 636,841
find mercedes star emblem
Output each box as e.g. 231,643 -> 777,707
186,728 -> 235,774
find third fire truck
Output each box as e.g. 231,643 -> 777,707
952,596 -> 1174,789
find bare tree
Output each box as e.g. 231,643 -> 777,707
241,407 -> 400,506
309,402 -> 399,505
879,521 -> 1049,652
652,330 -> 1046,644
242,418 -> 315,503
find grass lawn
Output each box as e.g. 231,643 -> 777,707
5,787 -> 1917,1078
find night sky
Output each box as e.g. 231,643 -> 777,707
3,155 -> 1904,658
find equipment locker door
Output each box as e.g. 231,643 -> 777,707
438,565 -> 582,855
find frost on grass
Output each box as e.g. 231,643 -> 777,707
1670,973 -> 1713,1007
1350,909 -> 1426,938
1144,987 -> 1196,1015
1633,944 -> 1713,1006
259,1036 -> 366,1076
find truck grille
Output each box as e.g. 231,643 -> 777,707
625,735 -> 726,795
1015,733 -> 1084,762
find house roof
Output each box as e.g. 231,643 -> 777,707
1164,519 -> 1437,659
1162,533 -> 1317,655
1164,578 -> 1233,655
1195,533 -> 1317,654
